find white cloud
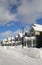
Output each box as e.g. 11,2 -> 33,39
24,25 -> 31,32
14,29 -> 22,36
1,29 -> 22,39
0,7 -> 17,25
17,0 -> 42,24
0,0 -> 17,25
7,23 -> 14,27
1,30 -> 14,38
0,0 -> 42,25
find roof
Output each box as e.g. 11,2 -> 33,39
19,33 -> 23,37
32,24 -> 42,32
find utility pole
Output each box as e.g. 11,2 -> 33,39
22,26 -> 24,48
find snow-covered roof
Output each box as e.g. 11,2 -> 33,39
19,33 -> 23,37
32,24 -> 42,32
8,37 -> 11,40
15,35 -> 18,38
3,39 -> 7,41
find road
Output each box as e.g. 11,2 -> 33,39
0,46 -> 42,65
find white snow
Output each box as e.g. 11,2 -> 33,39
32,24 -> 42,31
0,46 -> 42,65
24,36 -> 35,41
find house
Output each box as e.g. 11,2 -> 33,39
24,36 -> 35,47
15,33 -> 22,46
30,24 -> 42,48
2,37 -> 15,46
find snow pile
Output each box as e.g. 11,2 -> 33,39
0,46 -> 42,59
0,46 -> 42,65
23,48 -> 40,58
39,48 -> 42,59
14,46 -> 42,59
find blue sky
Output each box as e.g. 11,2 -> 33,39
0,19 -> 41,40
0,21 -> 22,32
0,19 -> 42,33
0,0 -> 42,40
36,18 -> 42,24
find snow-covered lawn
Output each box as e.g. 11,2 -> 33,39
0,46 -> 42,65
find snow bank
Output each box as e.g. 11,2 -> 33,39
0,46 -> 42,65
23,48 -> 40,58
23,47 -> 42,59
14,46 -> 42,59
39,48 -> 42,59
0,46 -> 42,59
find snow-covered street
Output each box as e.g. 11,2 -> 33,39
0,46 -> 42,65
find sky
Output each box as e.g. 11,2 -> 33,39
0,0 -> 42,40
